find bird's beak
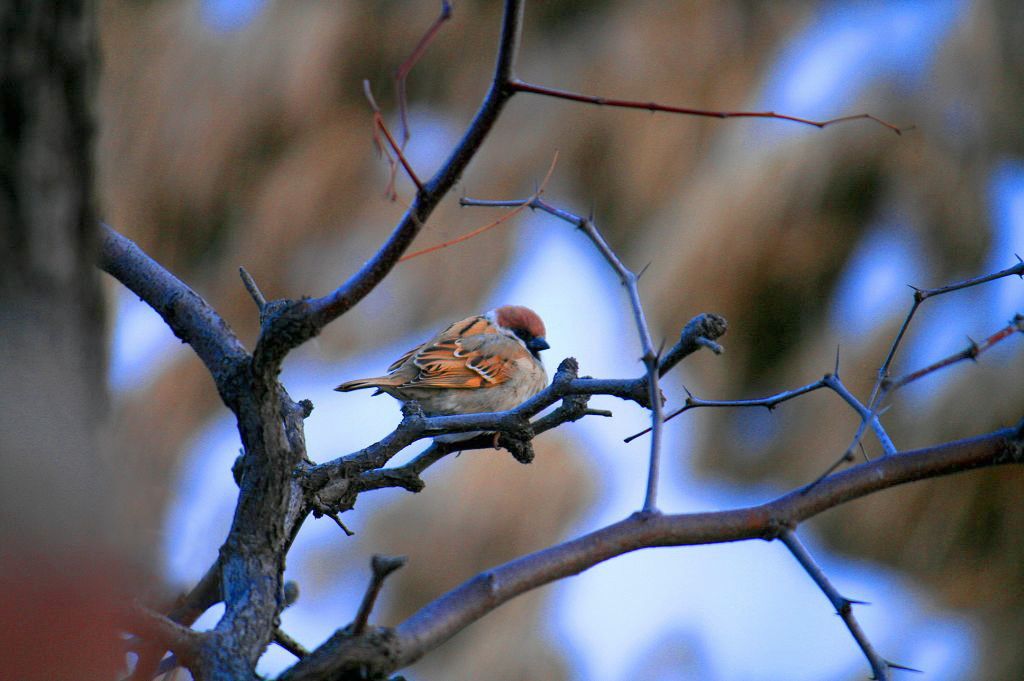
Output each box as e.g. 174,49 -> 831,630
527,336 -> 550,353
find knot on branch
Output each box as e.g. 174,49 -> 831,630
232,452 -> 245,486
997,417 -> 1024,464
368,468 -> 426,494
553,356 -> 580,385
301,459 -> 363,518
283,580 -> 300,608
400,400 -> 426,428
284,625 -> 400,681
496,431 -> 535,464
762,517 -> 792,541
693,312 -> 728,341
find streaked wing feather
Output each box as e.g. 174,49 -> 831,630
403,336 -> 516,389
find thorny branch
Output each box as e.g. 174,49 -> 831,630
399,151 -> 560,263
365,80 -> 423,198
873,259 -> 1024,392
626,370 -> 896,457
507,79 -> 906,134
778,530 -> 917,681
814,266 -> 1024,484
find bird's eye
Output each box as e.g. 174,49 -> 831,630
512,328 -> 531,343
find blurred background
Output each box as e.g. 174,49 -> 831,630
95,1 -> 1024,679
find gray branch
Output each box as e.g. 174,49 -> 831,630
98,223 -> 249,400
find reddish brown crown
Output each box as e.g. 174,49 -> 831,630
493,305 -> 546,339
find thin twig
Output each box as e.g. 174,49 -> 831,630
275,629 -> 310,660
395,1 -> 453,147
805,405 -> 893,491
508,79 -> 905,134
779,529 -> 911,680
824,374 -> 897,457
239,266 -> 267,311
625,372 -> 896,457
325,511 -> 355,536
870,260 -> 1024,405
365,80 -> 424,194
883,314 -> 1024,392
623,377 -> 826,443
400,151 -> 559,262
351,555 -> 408,636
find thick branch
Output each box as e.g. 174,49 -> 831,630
98,223 -> 249,398
124,603 -> 204,671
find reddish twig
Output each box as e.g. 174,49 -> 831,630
400,151 -> 559,262
508,79 -> 905,134
872,260 -> 1024,400
395,1 -> 453,147
883,314 -> 1024,393
365,80 -> 424,197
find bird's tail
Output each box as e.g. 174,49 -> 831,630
334,376 -> 394,393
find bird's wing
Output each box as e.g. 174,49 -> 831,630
395,316 -> 523,389
405,336 -> 520,388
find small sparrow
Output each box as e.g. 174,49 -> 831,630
335,305 -> 550,424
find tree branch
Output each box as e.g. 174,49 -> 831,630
98,223 -> 249,399
279,421 -> 1022,680
871,260 -> 1024,404
124,603 -> 204,672
394,1 -> 453,147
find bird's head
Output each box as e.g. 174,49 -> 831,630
491,304 -> 550,359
